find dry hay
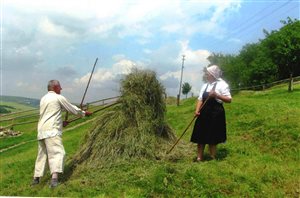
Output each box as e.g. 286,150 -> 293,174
0,127 -> 22,138
70,68 -> 177,169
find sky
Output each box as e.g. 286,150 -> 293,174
1,0 -> 299,103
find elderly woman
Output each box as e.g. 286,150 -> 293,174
191,65 -> 232,161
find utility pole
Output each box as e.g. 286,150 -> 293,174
177,55 -> 185,106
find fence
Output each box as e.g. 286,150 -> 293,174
231,76 -> 300,91
0,96 -> 120,130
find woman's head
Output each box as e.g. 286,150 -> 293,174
205,65 -> 222,80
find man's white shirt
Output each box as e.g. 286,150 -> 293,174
37,91 -> 85,140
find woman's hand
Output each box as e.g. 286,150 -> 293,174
195,100 -> 202,116
209,90 -> 232,103
209,90 -> 219,98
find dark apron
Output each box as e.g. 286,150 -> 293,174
190,84 -> 226,144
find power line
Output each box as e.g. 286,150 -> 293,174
228,2 -> 278,35
236,5 -> 299,42
228,0 -> 292,38
206,0 -> 294,53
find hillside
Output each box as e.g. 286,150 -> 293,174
0,83 -> 299,197
0,96 -> 39,114
0,95 -> 40,108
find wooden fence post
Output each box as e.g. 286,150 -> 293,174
288,74 -> 293,92
10,118 -> 14,130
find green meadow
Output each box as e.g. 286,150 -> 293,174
0,83 -> 299,197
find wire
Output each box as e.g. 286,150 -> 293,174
205,0 -> 294,53
228,0 -> 292,38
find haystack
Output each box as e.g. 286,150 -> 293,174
70,68 -> 176,168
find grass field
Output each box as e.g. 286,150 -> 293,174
0,101 -> 37,114
0,83 -> 299,197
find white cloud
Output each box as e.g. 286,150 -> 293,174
143,49 -> 152,54
159,0 -> 241,37
111,59 -> 139,74
74,58 -> 143,88
15,46 -> 30,55
91,23 -> 115,34
161,24 -> 182,33
16,81 -> 26,87
38,17 -> 76,38
179,40 -> 211,65
112,54 -> 126,62
178,41 -> 211,95
3,0 -> 245,102
228,38 -> 242,44
160,71 -> 181,81
5,0 -> 121,20
158,40 -> 211,96
5,0 -> 242,43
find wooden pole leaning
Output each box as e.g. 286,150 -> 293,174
63,58 -> 98,126
80,58 -> 98,109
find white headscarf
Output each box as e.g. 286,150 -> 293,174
206,65 -> 222,79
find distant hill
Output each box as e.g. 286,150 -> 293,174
0,95 -> 40,108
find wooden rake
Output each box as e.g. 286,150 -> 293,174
167,83 -> 216,154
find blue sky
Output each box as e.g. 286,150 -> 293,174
1,0 -> 299,103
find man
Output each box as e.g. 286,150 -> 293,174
32,80 -> 92,188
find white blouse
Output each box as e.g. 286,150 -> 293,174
197,78 -> 232,103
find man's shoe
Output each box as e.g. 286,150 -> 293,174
31,177 -> 39,186
49,178 -> 59,188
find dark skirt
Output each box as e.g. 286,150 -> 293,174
190,99 -> 226,144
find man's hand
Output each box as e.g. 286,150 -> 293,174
63,121 -> 69,127
85,111 -> 93,116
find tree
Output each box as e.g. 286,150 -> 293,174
182,82 -> 192,98
263,18 -> 300,78
262,17 -> 300,91
0,107 -> 11,114
207,53 -> 246,88
207,18 -> 299,90
239,43 -> 278,86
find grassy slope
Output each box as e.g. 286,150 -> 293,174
0,101 -> 37,113
0,84 -> 299,197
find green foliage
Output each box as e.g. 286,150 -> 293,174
262,17 -> 300,79
0,105 -> 15,114
182,82 -> 192,98
240,43 -> 278,85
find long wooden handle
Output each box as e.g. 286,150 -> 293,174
166,94 -> 211,154
80,58 -> 98,109
166,115 -> 197,154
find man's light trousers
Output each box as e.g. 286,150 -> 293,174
34,135 -> 65,177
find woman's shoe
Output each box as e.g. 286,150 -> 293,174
208,155 -> 216,161
196,157 -> 203,162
